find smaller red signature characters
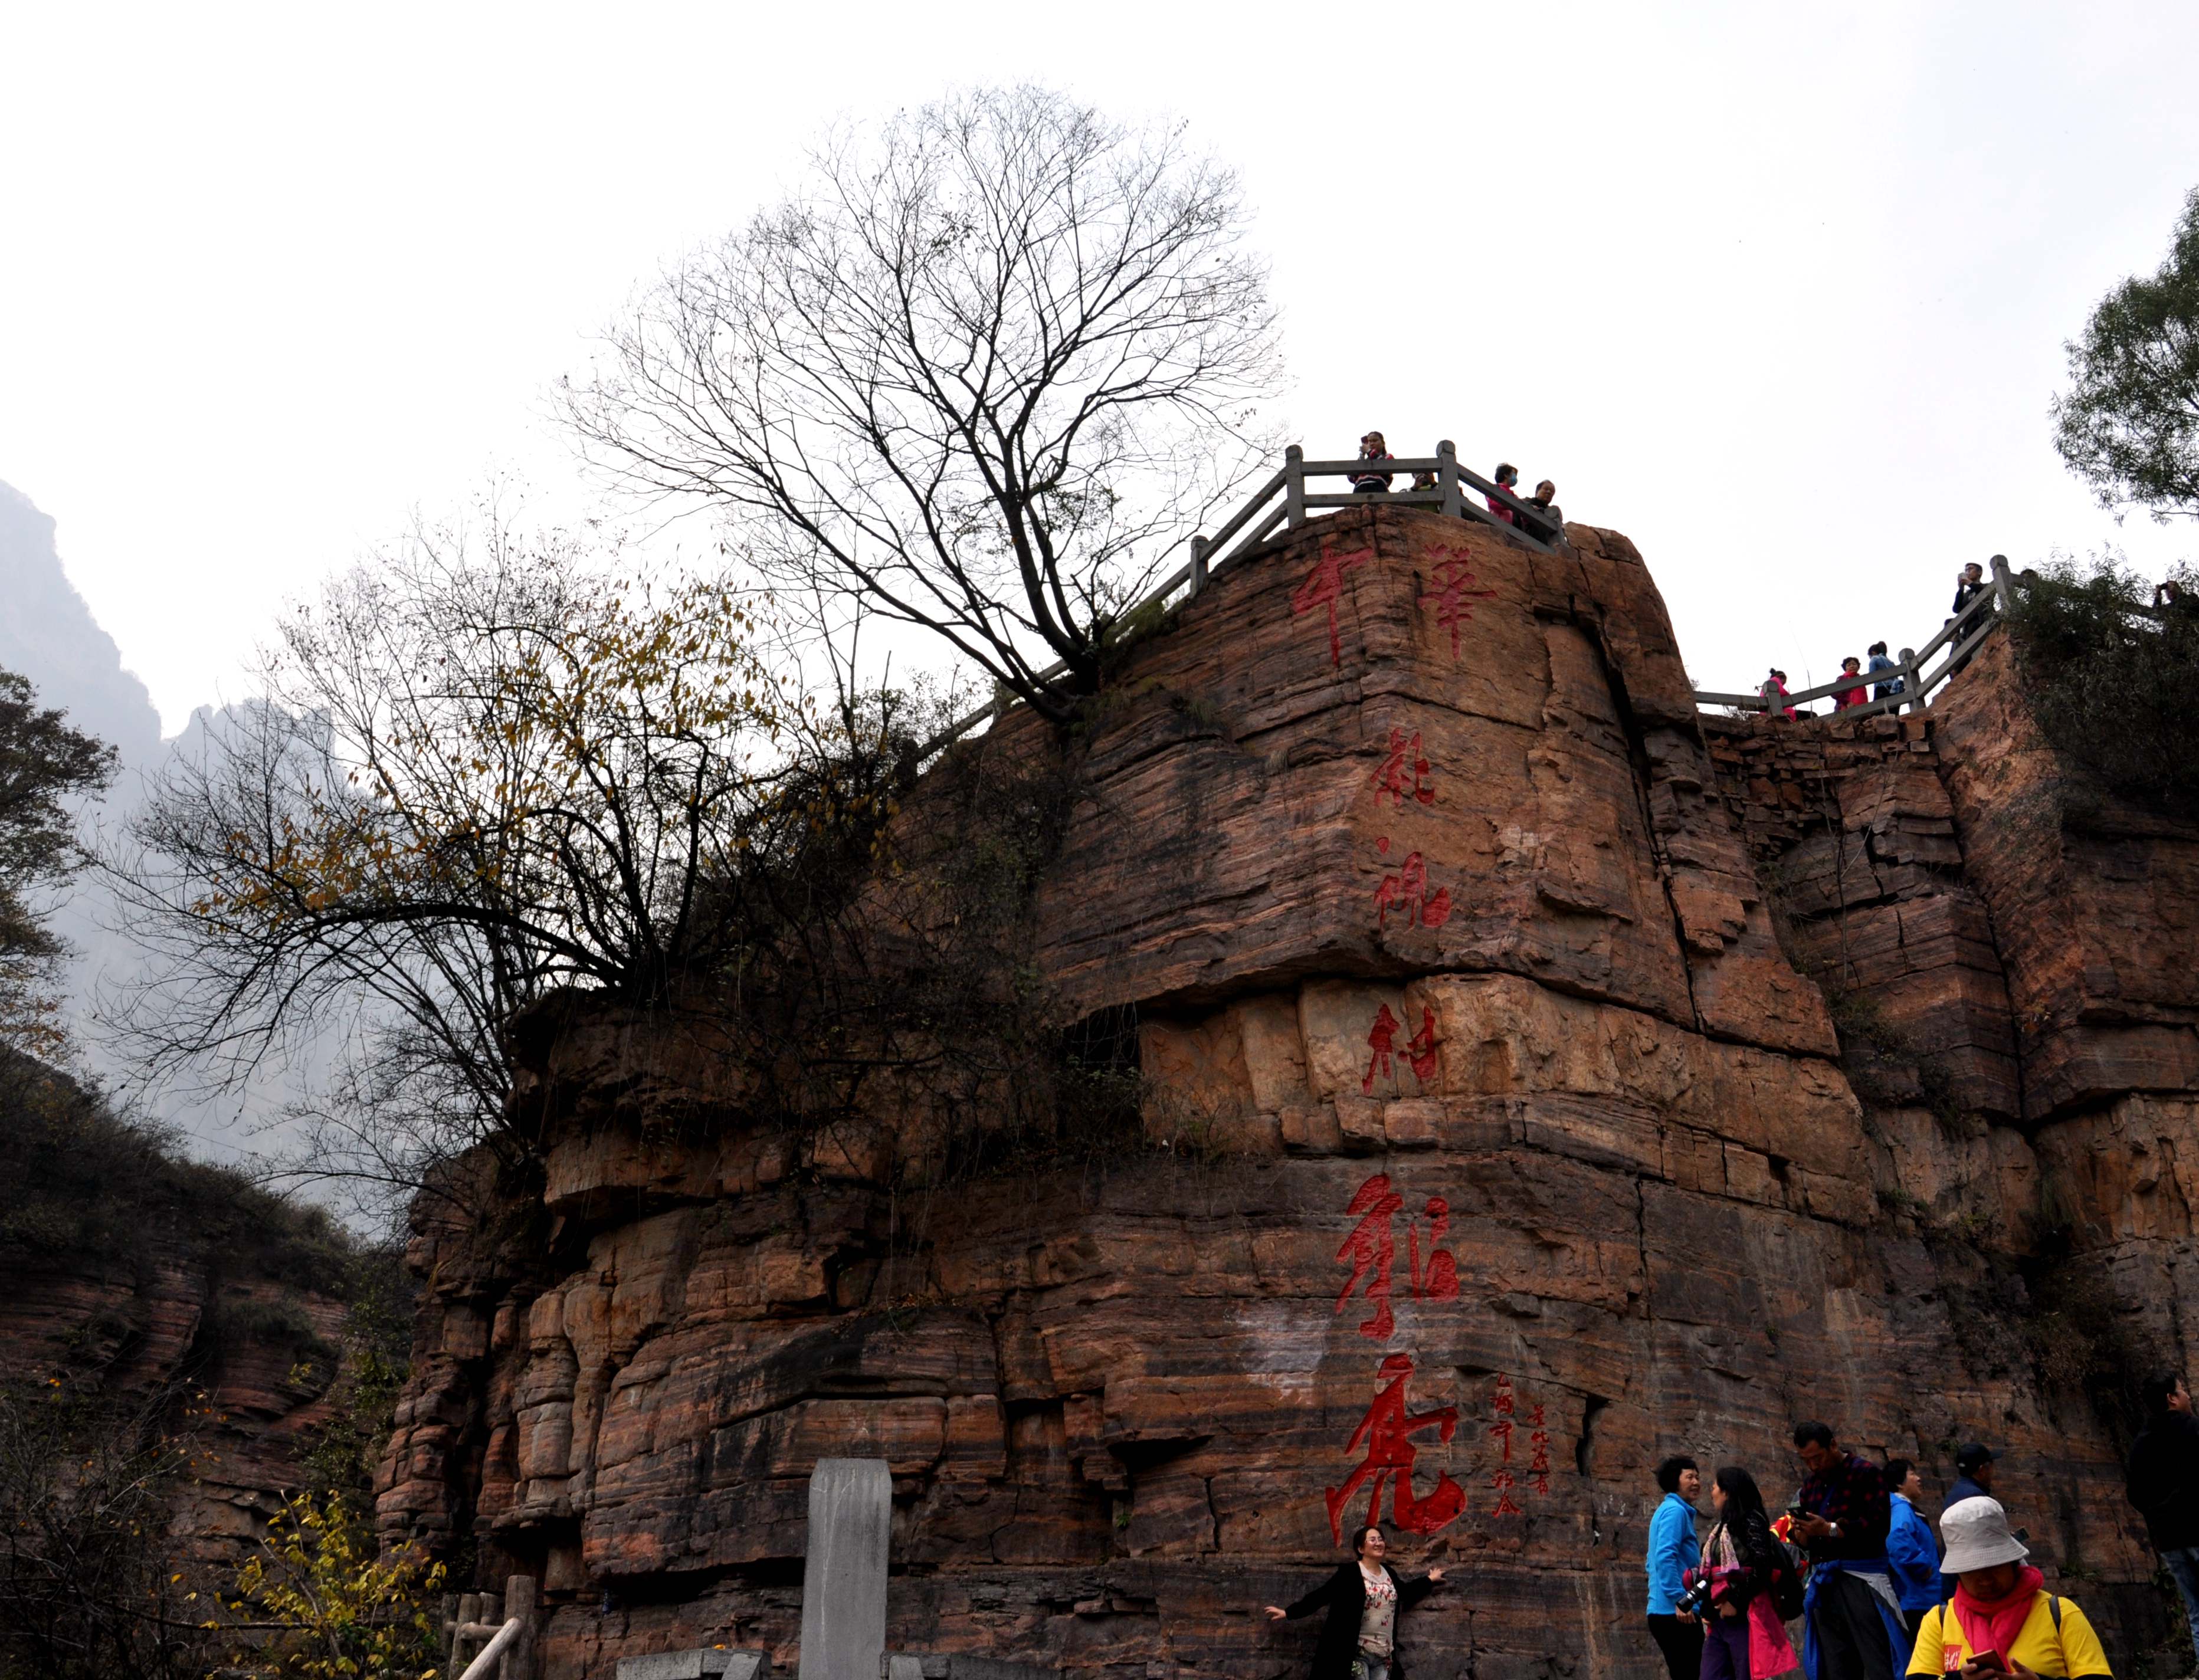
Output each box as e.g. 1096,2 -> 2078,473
1369,728 -> 1436,809
1293,541 -> 1375,669
1489,1376 -> 1524,1515
1325,1351 -> 1466,1544
1418,546 -> 1497,663
1529,1403 -> 1552,1497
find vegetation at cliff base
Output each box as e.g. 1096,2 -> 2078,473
2004,555 -> 2199,818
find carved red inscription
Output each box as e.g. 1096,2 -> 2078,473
1325,1351 -> 1466,1543
1293,540 -> 1374,668
1418,546 -> 1497,662
1369,728 -> 1436,809
1334,1173 -> 1405,1338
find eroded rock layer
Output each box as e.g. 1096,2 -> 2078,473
378,508 -> 2199,1679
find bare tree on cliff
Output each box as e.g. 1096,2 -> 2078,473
106,503 -> 904,1212
561,85 -> 1284,721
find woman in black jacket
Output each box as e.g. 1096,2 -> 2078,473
1696,1466 -> 1795,1679
1263,1525 -> 1445,1680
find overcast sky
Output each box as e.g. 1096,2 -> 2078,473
5,0 -> 2197,733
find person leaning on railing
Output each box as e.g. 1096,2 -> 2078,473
1486,462 -> 1520,523
1351,432 -> 1395,494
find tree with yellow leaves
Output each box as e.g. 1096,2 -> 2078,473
109,500 -> 925,1214
215,1491 -> 444,1680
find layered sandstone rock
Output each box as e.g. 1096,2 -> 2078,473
378,507 -> 2199,1679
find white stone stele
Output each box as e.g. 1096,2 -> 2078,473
798,1458 -> 894,1680
616,1650 -> 767,1680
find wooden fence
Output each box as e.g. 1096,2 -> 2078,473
1690,556 -> 2018,724
916,440 -> 1558,755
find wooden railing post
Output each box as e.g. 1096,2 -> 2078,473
1285,444 -> 1306,528
504,1574 -> 538,1679
1436,439 -> 1461,520
1189,534 -> 1209,598
1990,552 -> 2017,615
1898,647 -> 1918,713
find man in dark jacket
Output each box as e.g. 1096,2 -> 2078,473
2129,1370 -> 2199,1667
1946,1442 -> 1998,1508
1790,1421 -> 1904,1680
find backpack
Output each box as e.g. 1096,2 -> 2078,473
1767,1541 -> 1806,1622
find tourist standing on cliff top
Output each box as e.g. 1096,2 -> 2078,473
1867,644 -> 1903,704
1789,1421 -> 1904,1680
2126,1371 -> 2199,1669
1646,1455 -> 1705,1680
1487,461 -> 1520,523
1831,657 -> 1869,711
1351,432 -> 1395,494
1263,1524 -> 1445,1680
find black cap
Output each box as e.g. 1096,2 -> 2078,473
1955,1443 -> 2001,1472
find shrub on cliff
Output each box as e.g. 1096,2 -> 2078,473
214,1492 -> 444,1680
2004,556 -> 2199,818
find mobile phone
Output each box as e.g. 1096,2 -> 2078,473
1785,1505 -> 1808,1522
1971,1651 -> 2007,1674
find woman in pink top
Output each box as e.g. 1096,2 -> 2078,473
1831,656 -> 1867,711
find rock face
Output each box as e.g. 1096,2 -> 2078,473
378,507 -> 2199,1679
0,1058 -> 360,1556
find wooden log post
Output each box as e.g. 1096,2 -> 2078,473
1284,444 -> 1306,528
1437,439 -> 1461,520
503,1574 -> 539,1679
1898,647 -> 1919,713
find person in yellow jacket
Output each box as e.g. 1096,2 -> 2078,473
1906,1497 -> 2110,1677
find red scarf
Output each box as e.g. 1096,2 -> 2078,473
1952,1566 -> 2044,1664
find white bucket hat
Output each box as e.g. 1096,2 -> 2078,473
1939,1496 -> 2030,1574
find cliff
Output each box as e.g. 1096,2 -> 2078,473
376,505 -> 2199,1678
0,1053 -> 379,1554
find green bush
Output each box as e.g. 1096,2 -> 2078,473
2005,556 -> 2199,818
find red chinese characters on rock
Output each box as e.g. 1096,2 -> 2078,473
1529,1402 -> 1551,1497
1363,1002 -> 1441,1093
1324,1352 -> 1467,1544
1293,540 -> 1375,668
1369,729 -> 1436,810
1374,844 -> 1453,931
1405,1006 -> 1440,1086
1489,1376 -> 1523,1516
1418,546 -> 1497,663
1334,1174 -> 1460,1337
1405,1195 -> 1459,1302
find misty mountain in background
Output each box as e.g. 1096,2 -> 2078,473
1,475 -> 325,1173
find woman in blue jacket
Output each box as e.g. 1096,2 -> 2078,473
1883,1458 -> 1944,1637
1646,1455 -> 1705,1680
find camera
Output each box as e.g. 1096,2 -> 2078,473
1674,1576 -> 1713,1617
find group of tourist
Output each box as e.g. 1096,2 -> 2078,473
1638,1376 -> 2199,1679
1348,432 -> 1561,536
1757,562 -> 2003,718
1259,1374 -> 2199,1679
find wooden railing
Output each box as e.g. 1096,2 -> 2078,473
1692,556 -> 2019,724
918,440 -> 1557,754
